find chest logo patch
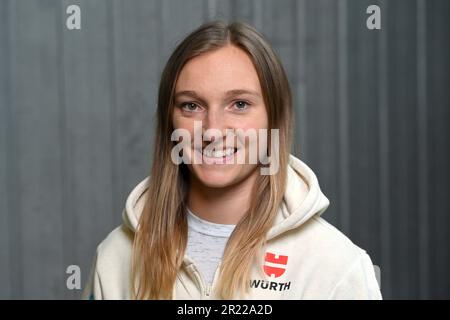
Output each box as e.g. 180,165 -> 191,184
263,252 -> 288,278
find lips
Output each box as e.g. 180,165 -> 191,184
202,147 -> 237,158
193,147 -> 240,164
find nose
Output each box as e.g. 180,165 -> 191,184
202,106 -> 229,141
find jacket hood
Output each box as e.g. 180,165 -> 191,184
122,154 -> 330,240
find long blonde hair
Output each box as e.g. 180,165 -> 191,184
132,21 -> 293,299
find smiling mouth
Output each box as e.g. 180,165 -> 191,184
202,147 -> 238,158
193,147 -> 240,164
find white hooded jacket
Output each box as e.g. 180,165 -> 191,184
82,155 -> 382,300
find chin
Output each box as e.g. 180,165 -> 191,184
191,165 -> 242,188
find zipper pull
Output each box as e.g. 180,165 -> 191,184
205,284 -> 211,297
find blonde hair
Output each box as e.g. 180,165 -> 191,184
132,21 -> 293,299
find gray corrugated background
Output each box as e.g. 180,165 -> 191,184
0,0 -> 449,299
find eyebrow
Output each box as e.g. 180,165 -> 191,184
174,89 -> 261,101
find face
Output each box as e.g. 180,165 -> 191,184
172,44 -> 269,188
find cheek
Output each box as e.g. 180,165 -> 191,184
251,105 -> 269,130
244,110 -> 269,157
173,112 -> 193,132
236,105 -> 269,130
172,110 -> 183,129
260,109 -> 269,129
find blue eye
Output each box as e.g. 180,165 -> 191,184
181,102 -> 200,112
234,100 -> 249,110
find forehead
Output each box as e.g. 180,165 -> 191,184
175,44 -> 262,94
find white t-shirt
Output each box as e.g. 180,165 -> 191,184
186,207 -> 236,286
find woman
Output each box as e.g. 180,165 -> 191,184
83,21 -> 382,300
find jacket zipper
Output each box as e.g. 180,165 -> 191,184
188,262 -> 222,299
189,265 -> 209,299
207,262 -> 222,298
205,284 -> 211,297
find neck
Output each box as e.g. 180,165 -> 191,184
187,170 -> 259,225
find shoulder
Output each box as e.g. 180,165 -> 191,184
311,216 -> 361,253
291,215 -> 365,263
288,216 -> 381,298
95,224 -> 134,271
83,224 -> 134,299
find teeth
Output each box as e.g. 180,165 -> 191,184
203,148 -> 236,158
